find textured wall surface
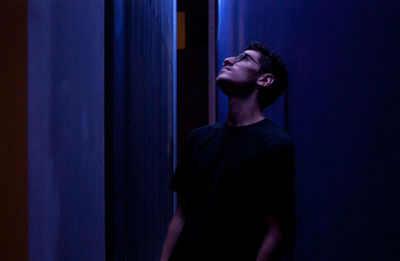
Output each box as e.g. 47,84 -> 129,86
107,0 -> 177,260
28,1 -> 105,260
217,0 -> 400,260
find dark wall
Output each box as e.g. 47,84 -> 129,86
177,0 -> 209,159
0,1 -> 28,260
177,47 -> 209,159
217,0 -> 400,260
28,1 -> 105,260
286,1 -> 400,259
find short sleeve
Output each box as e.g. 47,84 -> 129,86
169,130 -> 198,200
262,139 -> 295,221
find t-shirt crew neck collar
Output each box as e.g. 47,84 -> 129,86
223,118 -> 269,131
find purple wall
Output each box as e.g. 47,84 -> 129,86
217,0 -> 400,260
28,1 -> 104,260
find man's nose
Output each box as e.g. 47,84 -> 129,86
223,56 -> 235,66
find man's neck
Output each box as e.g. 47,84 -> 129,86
225,91 -> 265,127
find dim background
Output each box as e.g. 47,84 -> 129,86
1,0 -> 399,260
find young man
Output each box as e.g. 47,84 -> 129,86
160,42 -> 294,261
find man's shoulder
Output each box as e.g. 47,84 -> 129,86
189,122 -> 224,137
185,122 -> 225,146
187,119 -> 294,148
255,119 -> 293,143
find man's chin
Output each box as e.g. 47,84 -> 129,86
216,80 -> 240,96
216,75 -> 231,87
216,78 -> 229,91
216,81 -> 256,97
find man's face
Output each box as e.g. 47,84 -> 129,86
216,50 -> 262,95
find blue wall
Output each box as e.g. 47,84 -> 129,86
28,1 -> 104,260
107,0 -> 177,260
217,0 -> 400,260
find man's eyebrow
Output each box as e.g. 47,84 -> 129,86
244,51 -> 259,64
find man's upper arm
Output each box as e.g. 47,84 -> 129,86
169,130 -> 198,199
264,139 -> 295,240
170,129 -> 202,225
265,138 -> 294,208
175,194 -> 189,218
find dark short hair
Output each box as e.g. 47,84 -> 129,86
244,41 -> 288,109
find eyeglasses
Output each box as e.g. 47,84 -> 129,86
234,52 -> 259,65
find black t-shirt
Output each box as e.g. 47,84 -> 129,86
168,118 -> 294,261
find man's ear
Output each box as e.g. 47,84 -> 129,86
256,73 -> 274,89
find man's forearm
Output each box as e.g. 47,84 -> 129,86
160,212 -> 185,261
255,225 -> 283,261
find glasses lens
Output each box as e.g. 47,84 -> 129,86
235,53 -> 245,63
